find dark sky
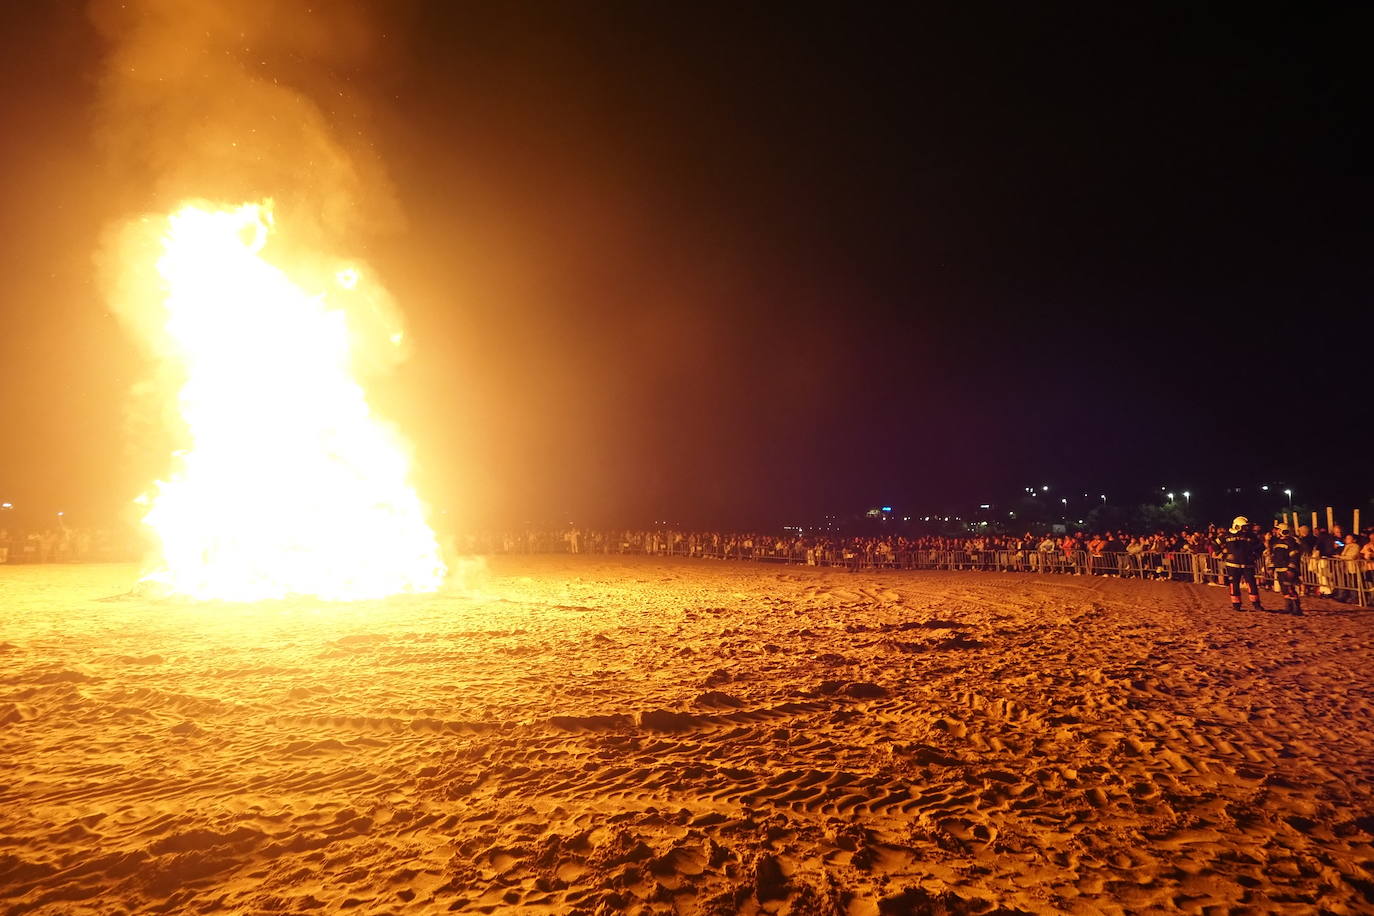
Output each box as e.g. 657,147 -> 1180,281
0,3 -> 1369,528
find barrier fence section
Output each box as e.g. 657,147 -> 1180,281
553,537 -> 1370,608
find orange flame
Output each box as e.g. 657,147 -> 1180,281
137,201 -> 445,601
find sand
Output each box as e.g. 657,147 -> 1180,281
2,555 -> 1373,915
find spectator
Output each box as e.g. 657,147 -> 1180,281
1336,534 -> 1363,602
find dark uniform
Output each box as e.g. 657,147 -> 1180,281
1269,529 -> 1304,615
1216,526 -> 1264,611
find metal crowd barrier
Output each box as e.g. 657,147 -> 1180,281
1301,554 -> 1369,605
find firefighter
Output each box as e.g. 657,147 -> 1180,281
1216,516 -> 1264,611
1269,522 -> 1304,615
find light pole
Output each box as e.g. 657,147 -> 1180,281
1284,488 -> 1292,509
1182,491 -> 1190,506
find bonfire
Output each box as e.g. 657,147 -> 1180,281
128,201 -> 445,602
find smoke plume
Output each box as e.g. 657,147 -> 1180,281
88,0 -> 416,490
88,0 -> 403,242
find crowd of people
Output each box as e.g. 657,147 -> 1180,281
467,522 -> 1371,568
0,526 -> 140,565
463,518 -> 1374,609
5,517 -> 1370,608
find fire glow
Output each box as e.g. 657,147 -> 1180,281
135,201 -> 446,601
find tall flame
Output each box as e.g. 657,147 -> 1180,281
137,201 -> 446,601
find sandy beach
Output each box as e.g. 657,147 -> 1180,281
2,555 -> 1372,914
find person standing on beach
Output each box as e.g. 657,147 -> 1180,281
1269,522 -> 1304,616
1216,516 -> 1265,612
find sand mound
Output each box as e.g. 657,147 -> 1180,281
2,556 -> 1372,914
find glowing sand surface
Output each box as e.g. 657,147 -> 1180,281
2,557 -> 1372,914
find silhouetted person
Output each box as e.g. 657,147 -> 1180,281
1269,523 -> 1303,615
1216,516 -> 1264,612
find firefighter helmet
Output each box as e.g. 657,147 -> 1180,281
1231,516 -> 1250,533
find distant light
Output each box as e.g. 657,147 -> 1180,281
1167,493 -> 1175,500
979,504 -> 991,509
1284,489 -> 1292,497
1261,485 -> 1269,491
57,511 -> 64,516
1041,485 -> 1049,491
881,506 -> 892,512
0,502 -> 10,509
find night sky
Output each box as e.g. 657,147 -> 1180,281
0,3 -> 1368,529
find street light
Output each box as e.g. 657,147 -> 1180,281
1167,492 -> 1175,503
1100,494 -> 1107,504
1284,488 -> 1293,508
1182,491 -> 1190,506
